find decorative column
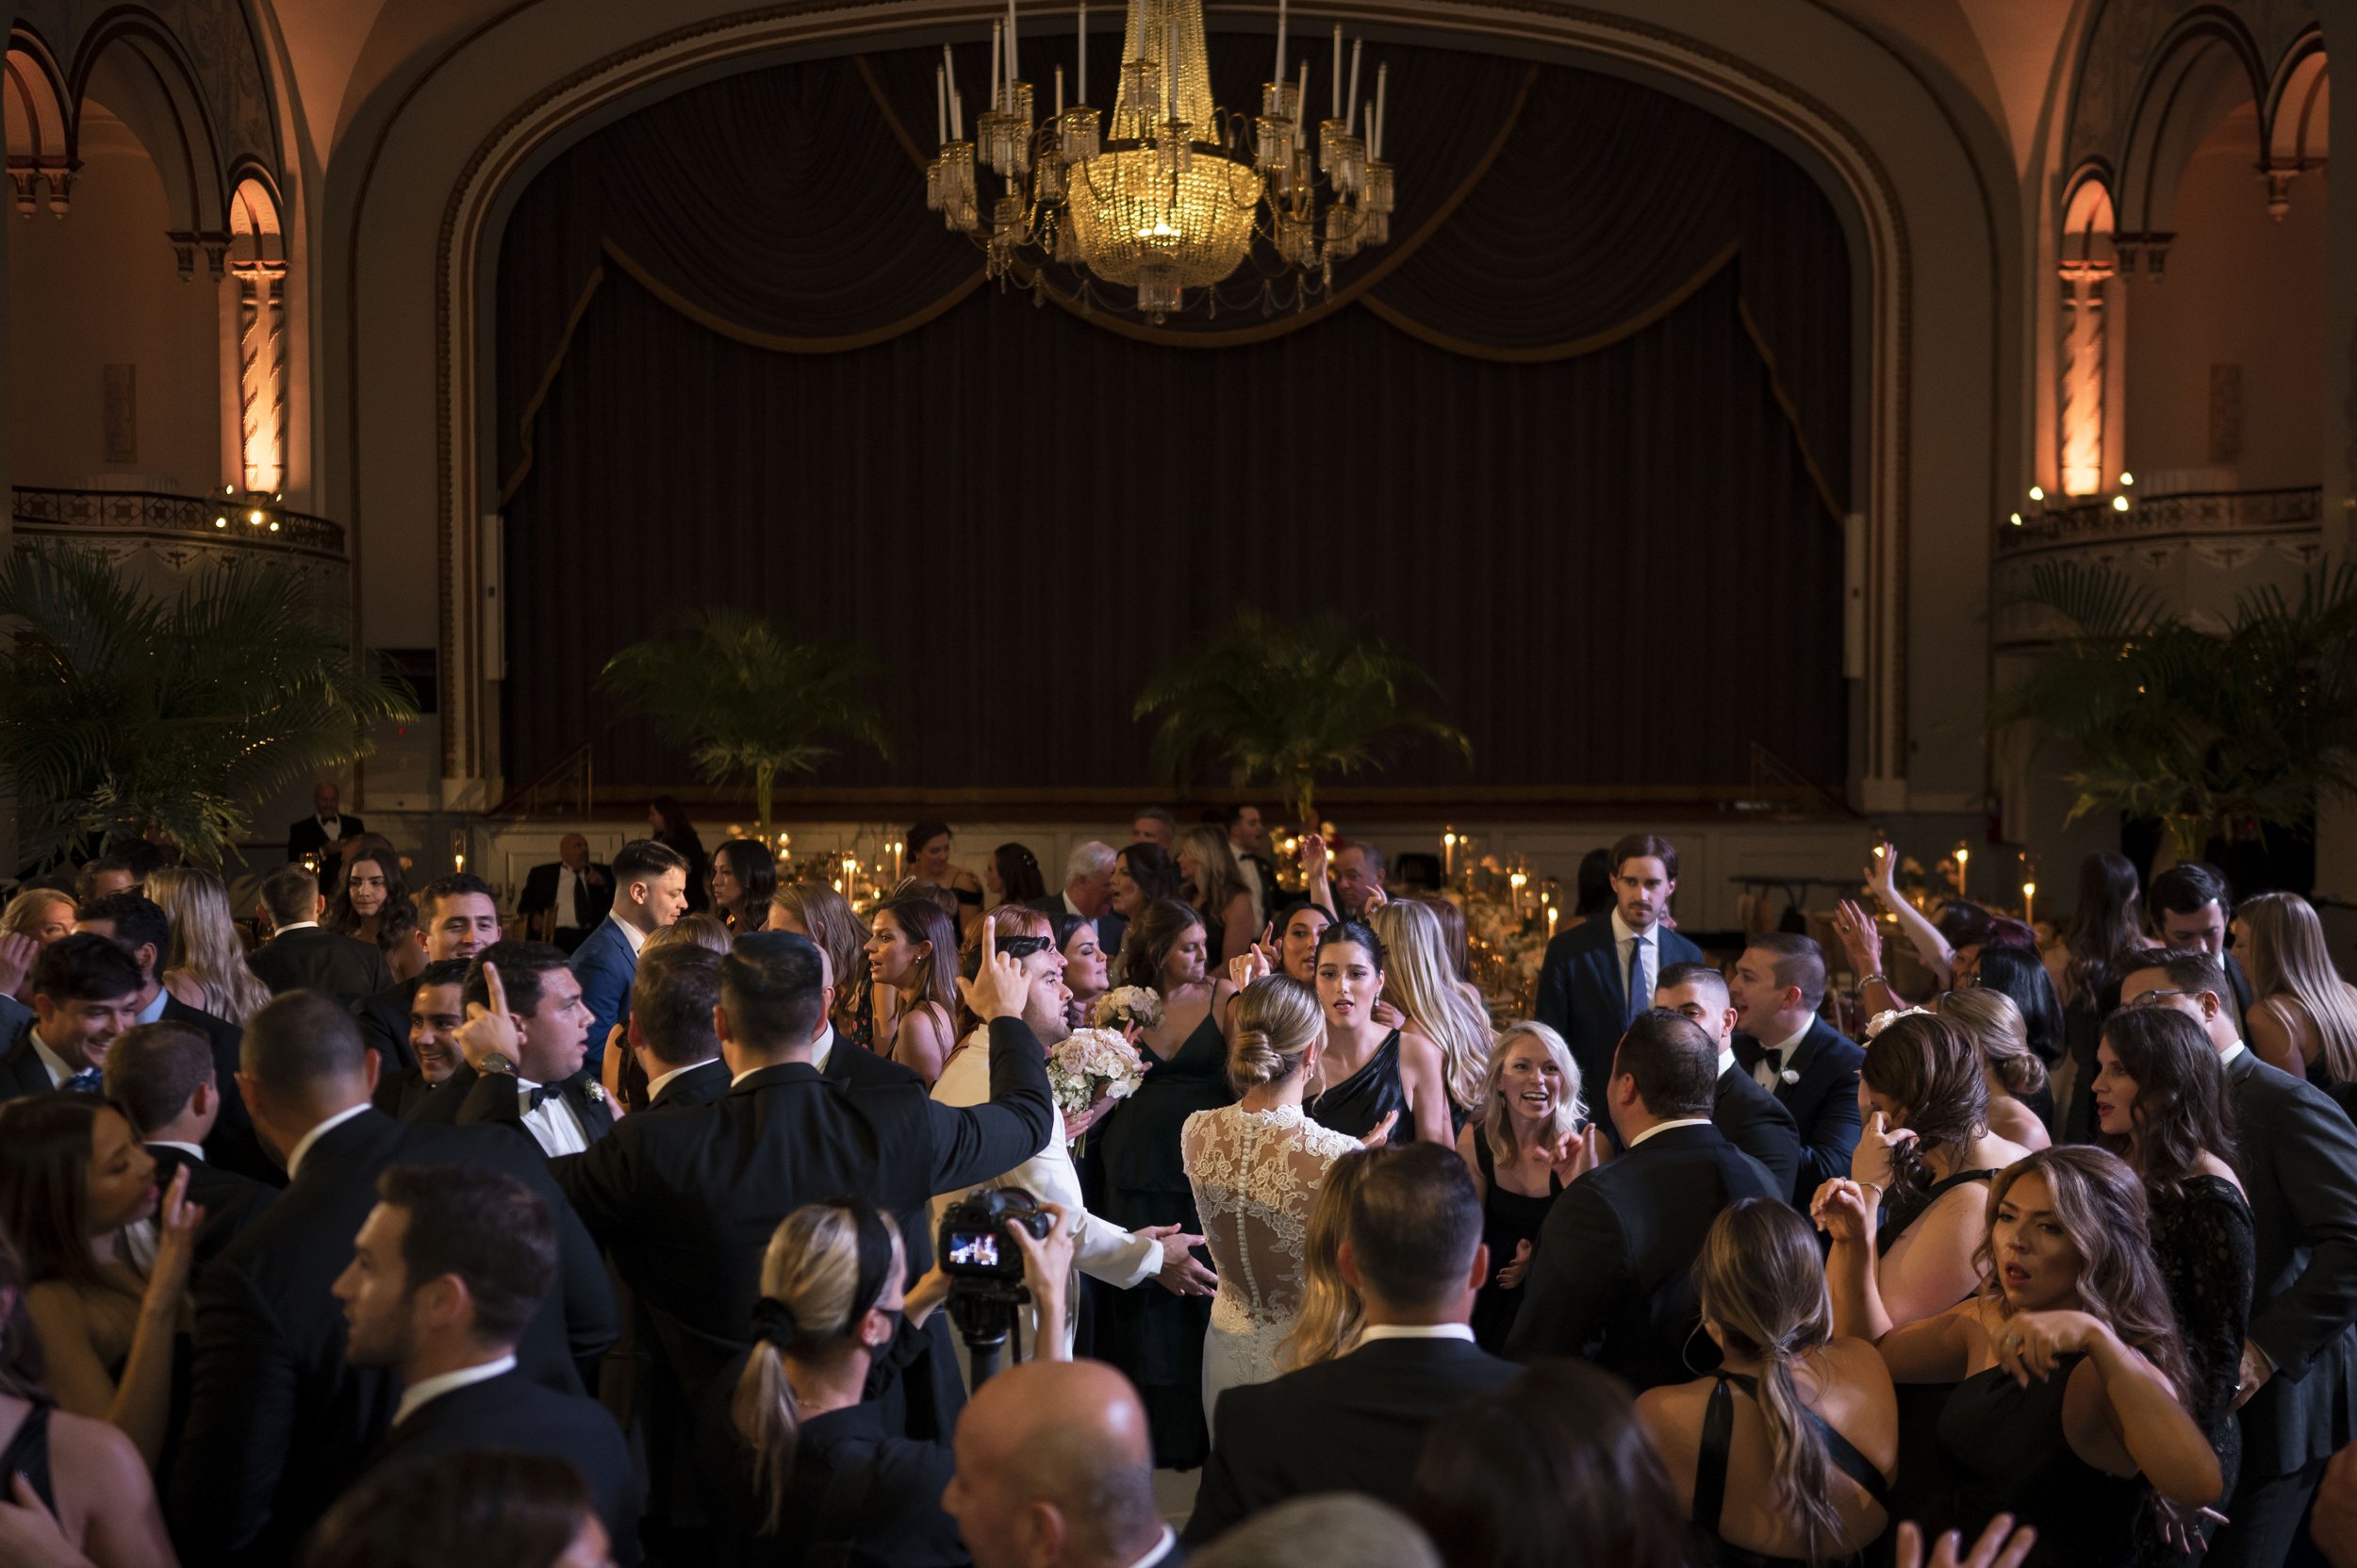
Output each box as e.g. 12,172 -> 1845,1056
233,257 -> 288,494
2057,257 -> 2114,497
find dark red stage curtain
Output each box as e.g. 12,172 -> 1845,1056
494,41 -> 1852,799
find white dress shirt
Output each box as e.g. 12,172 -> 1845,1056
1612,910 -> 1660,1013
136,988 -> 170,1026
28,1031 -> 75,1088
2219,1040 -> 2248,1067
1754,1020 -> 1811,1091
646,1059 -> 717,1100
1627,1115 -> 1713,1149
151,1139 -> 205,1161
605,909 -> 648,956
288,1101 -> 373,1180
393,1353 -> 518,1427
514,1079 -> 590,1157
1716,1046 -> 1739,1083
1231,850 -> 1267,925
1121,1527 -> 1178,1568
273,920 -> 321,935
732,1025 -> 835,1085
1355,1322 -> 1476,1347
931,1029 -> 1161,1360
554,865 -> 585,929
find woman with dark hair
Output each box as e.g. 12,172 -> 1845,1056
905,821 -> 984,936
982,842 -> 1047,910
1107,842 -> 1184,929
0,1095 -> 202,1467
1051,912 -> 1110,1029
1304,922 -> 1451,1147
1412,1359 -> 1689,1568
649,797 -> 710,914
1638,1198 -> 1897,1565
0,1225 -> 175,1568
303,1451 -> 609,1568
1965,947 -> 2065,1070
1819,1013 -> 2035,1334
1822,1147 -> 2223,1565
1093,897 -> 1240,1469
2094,1007 -> 2252,1562
2050,851 -> 2144,1011
707,838 -> 777,935
1934,988 -> 2053,1150
769,882 -> 872,1050
325,835 -> 422,984
865,897 -> 959,1085
1275,900 -> 1334,986
1571,847 -> 1617,925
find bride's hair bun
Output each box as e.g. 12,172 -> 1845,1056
1226,976 -> 1323,1094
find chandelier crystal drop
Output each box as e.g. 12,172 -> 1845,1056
924,0 -> 1397,321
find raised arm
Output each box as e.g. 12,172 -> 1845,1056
2003,1312 -> 2222,1506
926,924 -> 1057,1193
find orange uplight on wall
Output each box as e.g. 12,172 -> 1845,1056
2057,176 -> 2117,498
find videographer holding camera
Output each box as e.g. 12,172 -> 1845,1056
717,1190 -> 1079,1563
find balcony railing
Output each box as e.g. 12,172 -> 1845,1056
1995,486 -> 2321,554
11,486 -> 347,559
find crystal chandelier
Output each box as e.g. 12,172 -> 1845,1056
925,0 -> 1395,320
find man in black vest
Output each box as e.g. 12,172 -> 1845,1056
1506,1009 -> 1779,1388
338,1164 -> 636,1561
1186,1144 -> 1517,1543
2120,949 -> 2357,1568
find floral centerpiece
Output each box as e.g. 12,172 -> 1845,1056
1459,889 -> 1550,1024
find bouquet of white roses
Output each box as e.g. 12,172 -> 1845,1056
1088,985 -> 1163,1033
1047,1026 -> 1148,1119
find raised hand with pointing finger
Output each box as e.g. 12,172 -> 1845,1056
455,959 -> 523,1074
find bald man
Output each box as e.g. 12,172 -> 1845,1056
945,1360 -> 1176,1568
519,834 -> 613,954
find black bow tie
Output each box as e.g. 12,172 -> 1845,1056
524,1084 -> 561,1110
1734,1039 -> 1784,1074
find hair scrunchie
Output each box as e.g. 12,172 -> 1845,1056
749,1296 -> 801,1349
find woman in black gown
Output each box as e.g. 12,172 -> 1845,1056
1303,921 -> 1451,1147
1456,1022 -> 1589,1352
2094,1007 -> 2255,1566
1089,897 -> 1236,1469
1822,1147 -> 2224,1566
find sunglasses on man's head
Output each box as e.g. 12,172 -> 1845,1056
997,935 -> 1053,960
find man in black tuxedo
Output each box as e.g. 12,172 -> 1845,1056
410,941 -> 611,1156
2148,862 -> 2259,1017
618,946 -> 729,1112
287,780 -> 362,892
1533,833 -> 1706,1105
515,927 -> 1053,1494
105,1021 -> 275,1266
2121,950 -> 2357,1568
0,933 -> 144,1101
77,890 -> 273,1182
337,1164 -> 636,1560
167,991 -> 618,1568
370,960 -> 470,1118
247,865 -> 393,1004
354,873 -> 503,1074
517,834 -> 615,956
947,1360 -> 1177,1568
1030,840 -> 1126,958
1186,1144 -> 1518,1543
1216,804 -> 1277,928
1656,962 -> 1802,1203
1505,1009 -> 1779,1388
1724,933 -> 1864,1206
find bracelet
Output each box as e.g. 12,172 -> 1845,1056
1856,1180 -> 1883,1201
1856,973 -> 1887,991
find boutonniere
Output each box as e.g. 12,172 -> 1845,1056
585,1081 -> 608,1105
1779,1068 -> 1801,1086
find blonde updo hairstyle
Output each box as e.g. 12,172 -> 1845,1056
1228,974 -> 1325,1094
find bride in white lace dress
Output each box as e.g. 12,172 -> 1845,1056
1182,966 -> 1388,1431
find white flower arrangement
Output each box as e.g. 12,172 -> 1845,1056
1047,1026 -> 1148,1118
1088,985 -> 1163,1033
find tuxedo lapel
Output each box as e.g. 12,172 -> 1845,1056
563,1077 -> 614,1142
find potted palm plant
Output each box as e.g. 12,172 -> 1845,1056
598,609 -> 891,841
1133,604 -> 1472,828
0,546 -> 415,867
1991,559 -> 2357,860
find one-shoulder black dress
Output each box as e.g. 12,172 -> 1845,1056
1306,1029 -> 1413,1144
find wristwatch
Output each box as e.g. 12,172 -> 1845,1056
476,1052 -> 517,1077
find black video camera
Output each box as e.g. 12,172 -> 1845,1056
937,1186 -> 1053,1283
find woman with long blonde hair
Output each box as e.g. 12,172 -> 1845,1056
1177,824 -> 1257,966
1458,1022 -> 1591,1351
146,867 -> 271,1024
1277,1147 -> 1377,1371
1372,899 -> 1494,1126
727,1197 -> 1073,1559
1638,1198 -> 1897,1564
2235,890 -> 2357,1086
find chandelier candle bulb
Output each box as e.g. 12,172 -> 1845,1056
1345,38 -> 1361,135
1008,0 -> 1019,98
937,66 -> 948,143
1274,0 -> 1286,82
1296,60 -> 1309,145
1332,25 -> 1342,117
1167,17 -> 1178,121
1056,63 -> 1063,116
1374,62 -> 1386,157
991,21 -> 1002,111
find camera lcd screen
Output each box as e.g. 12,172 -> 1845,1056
948,1231 -> 1000,1268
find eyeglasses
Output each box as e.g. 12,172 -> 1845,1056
2126,987 -> 2200,1010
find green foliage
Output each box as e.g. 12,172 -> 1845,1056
1133,605 -> 1472,826
597,609 -> 891,835
0,546 -> 415,867
1990,559 -> 2357,857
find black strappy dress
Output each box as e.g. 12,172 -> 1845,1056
1877,1166 -> 2001,1539
1470,1134 -> 1559,1353
1690,1372 -> 1889,1567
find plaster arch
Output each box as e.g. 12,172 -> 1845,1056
73,14 -> 231,272
327,0 -> 2003,816
6,25 -> 75,215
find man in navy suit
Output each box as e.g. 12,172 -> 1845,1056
1655,962 -> 1802,1202
1726,932 -> 1865,1207
567,838 -> 688,1074
1533,833 -> 1704,1104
